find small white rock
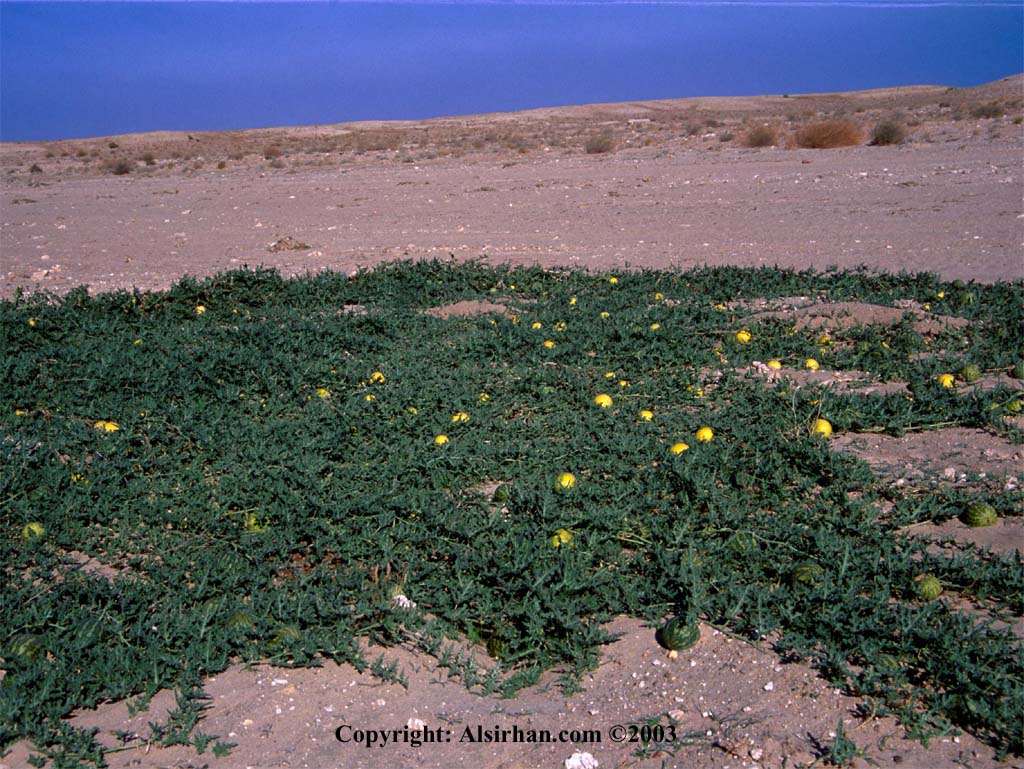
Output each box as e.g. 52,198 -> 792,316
750,747 -> 764,761
564,751 -> 599,769
407,718 -> 426,730
763,681 -> 775,691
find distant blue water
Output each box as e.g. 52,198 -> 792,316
1,1 -> 1021,141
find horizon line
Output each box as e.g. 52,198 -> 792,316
2,0 -> 1021,6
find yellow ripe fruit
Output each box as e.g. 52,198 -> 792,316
369,371 -> 386,384
244,513 -> 268,533
28,318 -> 37,328
315,387 -> 331,399
938,374 -> 955,388
654,292 -> 664,301
594,393 -> 613,408
818,333 -> 831,346
364,394 -> 376,402
696,427 -> 714,443
14,409 -> 27,416
713,303 -> 727,311
813,418 -> 833,438
94,420 -> 120,432
767,359 -> 782,370
531,321 -> 543,330
639,409 -> 654,422
619,380 -> 630,389
936,291 -> 945,299
670,442 -> 689,455
451,411 -> 470,424
735,330 -> 752,344
804,358 -> 820,371
600,311 -> 610,319
478,392 -> 490,403
434,434 -> 449,446
608,277 -> 619,285
555,472 -> 576,491
405,406 -> 418,415
194,305 -> 206,315
543,340 -> 556,349
569,296 -> 577,306
604,371 -> 616,379
22,522 -> 45,541
650,323 -> 661,331
554,322 -> 567,332
550,528 -> 574,547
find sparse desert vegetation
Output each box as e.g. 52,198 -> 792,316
103,158 -> 133,175
1,77 -> 1021,183
972,101 -> 1006,119
742,124 -> 778,148
869,119 -> 908,146
794,119 -> 862,149
583,131 -> 615,154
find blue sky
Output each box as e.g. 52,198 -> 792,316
1,1 -> 1021,141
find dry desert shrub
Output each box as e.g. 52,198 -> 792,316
971,102 -> 1005,119
869,120 -> 907,146
104,158 -> 132,175
794,119 -> 861,149
263,145 -> 283,160
743,124 -> 778,148
584,132 -> 615,154
354,130 -> 404,153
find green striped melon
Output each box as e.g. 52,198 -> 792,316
962,503 -> 998,528
914,574 -> 943,601
790,562 -> 824,588
660,617 -> 700,652
958,364 -> 981,383
486,636 -> 508,660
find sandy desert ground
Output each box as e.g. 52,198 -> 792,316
1,75 -> 1022,769
2,76 -> 1022,297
